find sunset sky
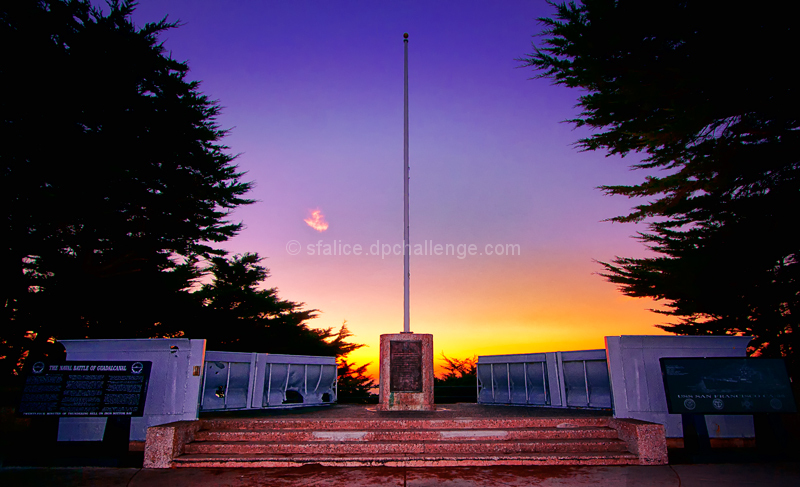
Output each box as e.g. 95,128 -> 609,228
123,0 -> 670,378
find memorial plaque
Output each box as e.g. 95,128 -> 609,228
390,341 -> 423,392
660,357 -> 796,414
18,361 -> 151,417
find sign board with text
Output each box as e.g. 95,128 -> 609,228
660,357 -> 796,415
18,361 -> 152,417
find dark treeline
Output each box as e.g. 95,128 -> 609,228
522,0 -> 799,375
434,354 -> 477,403
1,0 -> 369,400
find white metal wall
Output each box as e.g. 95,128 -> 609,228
605,335 -> 754,438
58,338 -> 206,442
477,350 -> 612,409
200,351 -> 337,411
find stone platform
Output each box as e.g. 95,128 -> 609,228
144,404 -> 667,468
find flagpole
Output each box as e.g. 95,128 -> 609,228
403,32 -> 410,334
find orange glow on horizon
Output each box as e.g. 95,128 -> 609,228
263,226 -> 674,387
329,296 -> 672,384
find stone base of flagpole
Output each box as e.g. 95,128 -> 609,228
377,333 -> 435,411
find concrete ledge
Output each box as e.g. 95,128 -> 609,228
609,418 -> 668,465
143,420 -> 201,468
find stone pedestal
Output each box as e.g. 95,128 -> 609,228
378,333 -> 434,411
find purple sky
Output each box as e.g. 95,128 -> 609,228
120,0 -> 667,376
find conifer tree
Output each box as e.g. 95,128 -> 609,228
520,1 -> 799,369
336,358 -> 378,404
194,253 -> 350,356
2,0 -> 252,375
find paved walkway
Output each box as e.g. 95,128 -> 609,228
2,463 -> 800,487
4,405 -> 798,485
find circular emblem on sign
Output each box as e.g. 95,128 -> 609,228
131,362 -> 144,374
683,398 -> 696,410
32,361 -> 45,374
712,398 -> 724,410
770,398 -> 782,410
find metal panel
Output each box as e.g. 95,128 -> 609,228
477,357 -> 552,406
493,363 -> 511,403
201,351 -> 256,411
477,349 -> 611,410
264,363 -> 290,406
476,364 -> 495,403
562,360 -> 587,407
478,353 -> 547,364
202,351 -> 337,411
525,361 -> 549,405
226,362 -> 251,409
561,349 -> 608,361
585,360 -> 612,408
201,360 -> 230,410
59,338 -> 206,442
261,362 -> 337,407
545,352 -> 563,407
509,363 -> 527,404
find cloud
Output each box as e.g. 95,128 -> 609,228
304,208 -> 329,232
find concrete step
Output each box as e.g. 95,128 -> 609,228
144,407 -> 668,468
173,451 -> 640,468
184,438 -> 629,455
184,417 -> 632,464
199,417 -> 610,432
193,426 -> 619,443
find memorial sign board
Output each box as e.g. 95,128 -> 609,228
18,361 -> 152,417
660,357 -> 796,415
390,341 -> 422,392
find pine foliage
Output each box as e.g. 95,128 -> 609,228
0,1 -> 368,378
520,1 -> 799,366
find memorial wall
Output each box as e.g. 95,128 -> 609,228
605,335 -> 755,438
57,339 -> 206,442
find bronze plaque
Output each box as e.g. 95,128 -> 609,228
390,341 -> 423,392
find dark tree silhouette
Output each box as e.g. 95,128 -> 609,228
434,353 -> 477,403
2,0 -> 254,375
192,253 -> 362,358
0,0 -> 252,377
329,321 -> 377,403
520,1 -> 800,371
336,358 -> 378,404
0,1 -> 372,390
193,258 -> 373,401
437,353 -> 477,381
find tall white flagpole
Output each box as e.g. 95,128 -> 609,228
403,33 -> 410,334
